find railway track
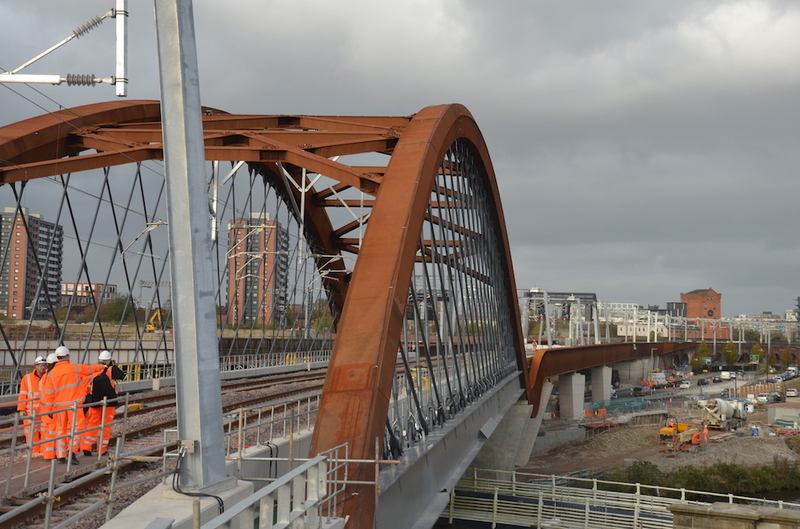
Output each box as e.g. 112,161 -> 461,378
0,371 -> 327,451
0,370 -> 326,529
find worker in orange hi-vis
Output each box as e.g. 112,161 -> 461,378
83,350 -> 125,456
17,356 -> 48,456
37,353 -> 61,461
40,346 -> 102,465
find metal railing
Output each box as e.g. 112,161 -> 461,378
217,350 -> 331,373
446,469 -> 800,529
200,445 -> 349,529
0,399 -> 179,529
1,394 -> 132,493
0,391 -> 333,528
222,393 -> 320,459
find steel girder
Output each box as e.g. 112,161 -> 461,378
525,341 -> 697,416
0,100 -> 410,324
0,101 -> 526,527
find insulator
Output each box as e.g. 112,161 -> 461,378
73,15 -> 105,38
65,74 -> 96,87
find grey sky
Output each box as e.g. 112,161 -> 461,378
0,0 -> 798,317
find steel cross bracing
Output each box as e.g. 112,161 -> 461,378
0,101 -> 526,528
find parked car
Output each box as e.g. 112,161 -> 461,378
770,391 -> 785,403
786,388 -> 798,397
697,378 -> 709,386
756,393 -> 770,404
679,380 -> 692,389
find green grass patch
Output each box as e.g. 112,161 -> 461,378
601,457 -> 800,497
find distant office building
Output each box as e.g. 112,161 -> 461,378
666,302 -> 686,318
520,288 -> 597,320
647,303 -> 687,317
226,214 -> 289,326
751,311 -> 781,321
60,282 -> 118,307
679,288 -> 730,340
0,207 -> 63,319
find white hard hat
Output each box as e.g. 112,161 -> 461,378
46,353 -> 58,364
55,345 -> 70,357
34,356 -> 46,365
99,350 -> 112,361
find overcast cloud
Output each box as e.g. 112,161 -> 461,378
0,0 -> 798,317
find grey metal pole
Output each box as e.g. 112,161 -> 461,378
154,0 -> 229,491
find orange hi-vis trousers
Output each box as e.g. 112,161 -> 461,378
85,405 -> 115,454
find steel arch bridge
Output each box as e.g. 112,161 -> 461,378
0,100 -> 525,528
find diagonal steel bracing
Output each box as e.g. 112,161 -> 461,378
0,100 -> 525,527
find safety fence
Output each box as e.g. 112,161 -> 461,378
1,394 -> 135,495
0,391 -> 332,528
201,446 -> 349,529
444,469 -> 800,529
222,393 -> 320,459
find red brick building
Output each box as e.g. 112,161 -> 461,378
680,288 -> 730,340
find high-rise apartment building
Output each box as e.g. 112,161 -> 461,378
0,207 -> 63,319
60,282 -> 118,307
227,214 -> 289,326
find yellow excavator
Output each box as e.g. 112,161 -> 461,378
145,308 -> 164,332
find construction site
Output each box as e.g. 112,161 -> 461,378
523,375 -> 800,479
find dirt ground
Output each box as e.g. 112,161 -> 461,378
519,402 -> 800,476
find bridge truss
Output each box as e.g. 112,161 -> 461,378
0,101 -> 526,527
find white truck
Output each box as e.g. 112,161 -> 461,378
703,398 -> 747,430
647,371 -> 668,389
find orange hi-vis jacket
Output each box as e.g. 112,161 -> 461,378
40,361 -> 102,458
17,368 -> 45,453
37,371 -> 57,460
17,369 -> 44,417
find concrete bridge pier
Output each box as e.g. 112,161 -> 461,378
469,380 -> 553,476
615,358 -> 651,386
558,372 -> 585,419
590,365 -> 612,401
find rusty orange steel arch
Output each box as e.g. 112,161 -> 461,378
308,103 -> 526,527
0,101 -> 526,527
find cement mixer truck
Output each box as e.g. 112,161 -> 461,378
703,398 -> 747,430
